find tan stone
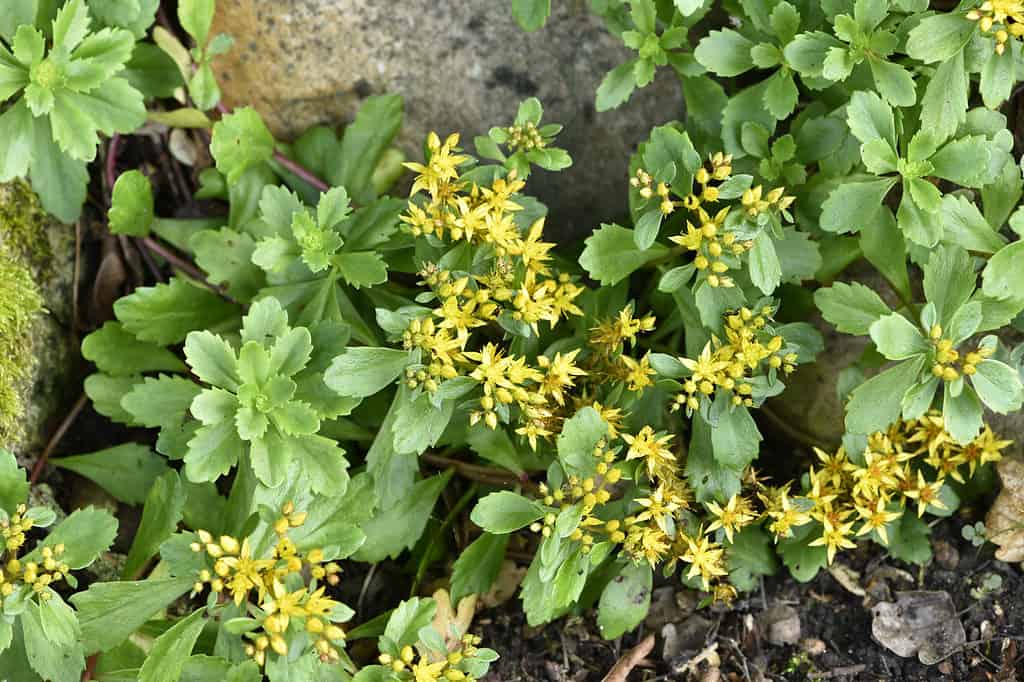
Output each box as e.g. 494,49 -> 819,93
210,0 -> 679,236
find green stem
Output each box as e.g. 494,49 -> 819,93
410,481 -> 478,597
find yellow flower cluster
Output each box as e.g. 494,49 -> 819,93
378,633 -> 485,682
637,152 -> 793,289
0,505 -> 70,603
191,502 -> 347,666
504,121 -> 546,152
928,324 -> 995,382
793,414 -> 1011,563
672,307 -> 796,413
533,440 -> 624,551
399,132 -> 586,447
586,306 -> 659,392
968,1 -> 1024,54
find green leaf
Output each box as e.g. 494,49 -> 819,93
0,448 -> 29,515
784,31 -> 842,78
329,94 -> 402,204
184,420 -> 243,482
885,511 -> 931,564
709,397 -> 761,469
748,231 -> 782,295
643,125 -> 699,185
184,330 -> 239,390
930,135 -> 992,187
579,223 -> 668,285
595,59 -> 638,112
694,29 -> 755,77
123,470 -> 186,579
860,208 -> 911,302
81,321 -> 186,376
466,423 -> 543,475
380,597 -> 437,657
191,228 -> 264,301
511,0 -> 551,31
353,470 -> 453,562
85,373 -> 141,424
450,533 -> 509,603
597,561 -> 651,639
727,524 -> 779,590
210,107 -> 274,184
21,598 -> 84,682
471,492 -> 546,534
820,178 -> 897,233
53,443 -> 169,505
923,245 -> 975,326
115,277 -> 238,346
970,359 -> 1024,414
178,0 -> 214,46
846,90 -> 895,147
869,57 -> 916,107
778,523 -> 827,582
982,240 -> 1024,301
138,608 -> 207,682
123,42 -> 184,98
905,13 -> 975,63
920,49 -> 968,144
335,250 -> 388,289
980,41 -> 1016,109
814,282 -> 892,336
557,407 -> 608,478
940,194 -> 1005,255
108,170 -> 154,236
764,70 -> 798,120
25,506 -> 118,569
944,381 -> 983,445
869,313 -> 927,360
71,577 -> 194,654
324,347 -> 410,398
845,357 -> 924,434
122,374 -> 201,428
28,111 -> 90,222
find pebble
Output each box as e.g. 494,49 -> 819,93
760,605 -> 801,646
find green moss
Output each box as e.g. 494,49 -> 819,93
0,251 -> 44,447
0,180 -> 53,450
0,179 -> 56,275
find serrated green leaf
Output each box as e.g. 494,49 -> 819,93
450,533 -> 509,604
82,321 -> 186,376
25,506 -> 118,569
694,29 -> 755,77
115,277 -> 238,346
869,313 -> 927,360
210,107 -> 274,184
820,178 -> 897,233
579,223 -> 668,285
0,448 -> 28,516
596,59 -> 638,112
906,13 -> 975,64
108,169 -> 154,236
982,240 -> 1024,301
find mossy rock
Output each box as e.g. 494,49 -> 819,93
0,180 -> 77,463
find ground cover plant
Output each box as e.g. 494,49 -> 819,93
1,0 -> 1024,679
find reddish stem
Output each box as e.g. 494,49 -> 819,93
29,393 -> 88,486
215,101 -> 330,193
141,236 -> 213,285
105,134 -> 120,199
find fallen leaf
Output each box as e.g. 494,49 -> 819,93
430,588 -> 476,651
478,560 -> 525,608
871,591 -> 966,665
828,563 -> 866,597
986,458 -> 1024,563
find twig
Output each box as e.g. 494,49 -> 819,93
356,563 -> 378,622
30,393 -> 88,485
422,453 -> 537,492
141,236 -> 233,301
135,237 -> 168,283
601,633 -> 655,682
807,664 -> 866,679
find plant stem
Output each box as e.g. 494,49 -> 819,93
105,134 -> 120,199
409,480 -> 478,597
272,150 -> 330,193
30,393 -> 88,485
141,236 -> 227,297
422,452 -> 536,491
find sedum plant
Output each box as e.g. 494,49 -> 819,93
5,0 -> 1024,678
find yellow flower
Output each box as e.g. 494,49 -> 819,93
680,531 -> 728,590
704,494 -> 756,543
509,218 -> 554,273
765,489 -> 811,542
808,519 -> 857,564
622,426 -> 675,476
902,470 -> 947,517
854,496 -> 902,545
537,350 -> 586,406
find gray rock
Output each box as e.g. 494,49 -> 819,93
0,181 -> 77,463
210,0 -> 678,237
871,591 -> 966,665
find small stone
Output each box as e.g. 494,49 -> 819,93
938,661 -> 954,675
871,591 -> 967,665
799,638 -> 827,657
662,615 -> 713,660
933,539 -> 960,570
761,605 -> 801,646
